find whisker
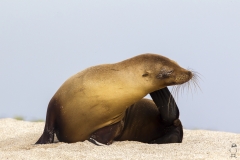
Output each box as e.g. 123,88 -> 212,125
170,69 -> 201,100
176,85 -> 181,100
191,73 -> 202,93
171,86 -> 176,99
187,80 -> 190,93
192,71 -> 204,81
171,85 -> 178,101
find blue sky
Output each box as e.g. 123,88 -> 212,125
1,1 -> 240,133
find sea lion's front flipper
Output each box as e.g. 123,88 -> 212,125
88,120 -> 124,145
35,99 -> 57,144
35,128 -> 54,144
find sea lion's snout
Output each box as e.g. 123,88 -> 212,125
175,70 -> 193,84
188,71 -> 193,80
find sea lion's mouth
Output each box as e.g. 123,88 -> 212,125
171,70 -> 201,99
175,71 -> 193,84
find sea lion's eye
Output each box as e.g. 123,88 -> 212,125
156,70 -> 173,79
166,70 -> 173,76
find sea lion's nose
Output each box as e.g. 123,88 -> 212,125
188,71 -> 193,79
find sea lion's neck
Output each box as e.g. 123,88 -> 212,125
112,61 -> 157,94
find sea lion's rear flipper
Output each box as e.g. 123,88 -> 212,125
35,100 -> 57,144
150,119 -> 183,144
149,87 -> 183,143
150,87 -> 179,126
88,120 -> 124,145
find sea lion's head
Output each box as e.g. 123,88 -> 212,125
137,54 -> 194,90
154,59 -> 192,86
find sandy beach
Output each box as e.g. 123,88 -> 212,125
0,118 -> 239,160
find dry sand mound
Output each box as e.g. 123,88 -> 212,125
0,118 -> 239,160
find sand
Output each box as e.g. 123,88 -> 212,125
0,118 -> 239,160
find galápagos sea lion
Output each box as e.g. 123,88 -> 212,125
36,53 -> 193,145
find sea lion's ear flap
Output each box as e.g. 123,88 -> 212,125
142,71 -> 150,77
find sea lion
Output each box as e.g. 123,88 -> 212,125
36,53 -> 192,144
